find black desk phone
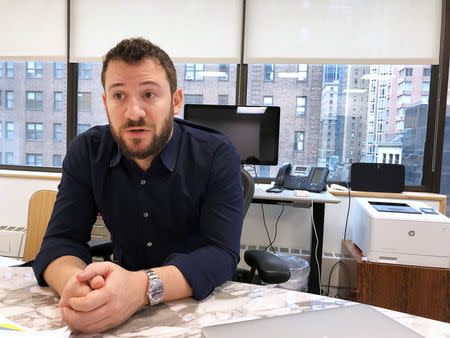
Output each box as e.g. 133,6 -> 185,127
267,163 -> 329,193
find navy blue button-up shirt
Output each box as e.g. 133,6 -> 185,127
33,118 -> 244,300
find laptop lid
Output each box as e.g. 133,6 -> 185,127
201,304 -> 423,338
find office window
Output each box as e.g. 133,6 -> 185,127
264,64 -> 274,81
77,92 -> 91,112
26,61 -> 43,78
54,62 -> 64,78
294,131 -> 304,151
218,95 -> 228,105
218,64 -> 229,81
53,154 -> 62,167
26,91 -> 44,110
5,122 -> 14,140
26,153 -> 43,166
263,96 -> 273,106
5,152 -> 14,165
247,64 -> 431,184
423,68 -> 431,76
54,92 -> 63,111
26,123 -> 43,141
78,63 -> 92,79
184,94 -> 203,105
6,91 -> 14,109
296,96 -> 307,115
185,64 -> 204,81
77,124 -> 91,135
6,62 -> 13,78
297,64 -> 308,81
53,123 -> 62,142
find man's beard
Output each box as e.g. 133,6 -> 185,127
109,105 -> 174,160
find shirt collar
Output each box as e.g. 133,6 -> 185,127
109,122 -> 181,172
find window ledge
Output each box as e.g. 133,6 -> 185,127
0,169 -> 61,181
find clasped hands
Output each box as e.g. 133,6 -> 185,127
58,261 -> 148,333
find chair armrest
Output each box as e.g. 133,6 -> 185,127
244,250 -> 291,284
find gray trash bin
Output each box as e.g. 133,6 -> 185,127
275,254 -> 310,292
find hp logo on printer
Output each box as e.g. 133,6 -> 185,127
408,230 -> 416,237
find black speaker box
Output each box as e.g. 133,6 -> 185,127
350,163 -> 405,193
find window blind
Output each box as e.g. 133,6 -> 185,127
244,0 -> 442,64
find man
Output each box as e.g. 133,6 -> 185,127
33,37 -> 244,333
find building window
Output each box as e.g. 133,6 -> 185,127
77,124 -> 91,135
78,63 -> 92,79
297,64 -> 307,81
423,68 -> 431,77
421,95 -> 428,104
26,61 -> 43,78
405,68 -> 413,76
6,91 -> 14,109
5,152 -> 14,165
422,82 -> 430,91
294,131 -> 305,151
184,94 -> 203,105
6,122 -> 14,140
0,122 -> 2,138
395,154 -> 400,164
26,91 -> 44,110
54,92 -> 63,111
218,64 -> 229,81
26,123 -> 43,141
218,95 -> 228,105
263,96 -> 273,106
264,64 -> 274,81
0,90 -> 2,107
185,64 -> 204,81
54,62 -> 64,78
296,96 -> 307,115
77,92 -> 91,112
26,153 -> 43,166
53,123 -> 62,142
0,62 -> 2,77
6,62 -> 13,78
53,154 -> 62,167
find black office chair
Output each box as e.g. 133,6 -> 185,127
234,168 -> 291,285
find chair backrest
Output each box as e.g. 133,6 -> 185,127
23,190 -> 57,262
241,168 -> 255,216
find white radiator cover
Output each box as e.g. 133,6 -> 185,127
0,226 -> 26,258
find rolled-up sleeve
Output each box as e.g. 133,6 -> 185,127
164,142 -> 244,300
32,136 -> 97,286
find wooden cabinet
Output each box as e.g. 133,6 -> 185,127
341,240 -> 449,322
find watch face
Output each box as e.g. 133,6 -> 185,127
151,280 -> 164,301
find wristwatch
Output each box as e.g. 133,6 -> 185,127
144,269 -> 164,306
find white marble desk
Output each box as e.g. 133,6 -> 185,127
1,267 -> 448,337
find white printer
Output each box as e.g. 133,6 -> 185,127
351,197 -> 450,268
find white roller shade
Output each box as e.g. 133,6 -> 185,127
70,0 -> 243,63
244,0 -> 442,64
0,0 -> 67,61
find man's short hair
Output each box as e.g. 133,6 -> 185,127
101,37 -> 177,95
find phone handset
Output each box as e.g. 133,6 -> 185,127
266,163 -> 291,193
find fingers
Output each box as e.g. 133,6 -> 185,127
89,275 -> 106,289
68,288 -> 110,312
76,262 -> 112,282
61,305 -> 116,334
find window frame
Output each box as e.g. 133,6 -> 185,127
0,2 -> 448,195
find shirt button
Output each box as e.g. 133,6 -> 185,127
140,179 -> 146,185
143,212 -> 149,218
147,242 -> 153,247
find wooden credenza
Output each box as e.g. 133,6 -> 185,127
341,240 -> 449,322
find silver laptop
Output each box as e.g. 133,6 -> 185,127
201,304 -> 423,338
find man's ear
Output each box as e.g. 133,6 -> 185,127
172,88 -> 183,116
102,92 -> 109,116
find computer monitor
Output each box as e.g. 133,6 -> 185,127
184,104 -> 280,165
